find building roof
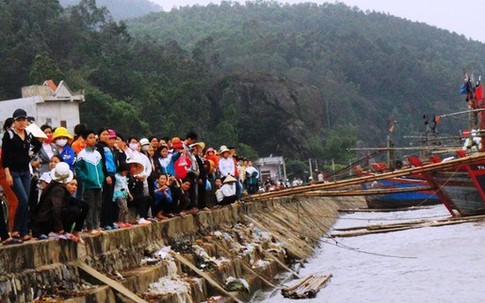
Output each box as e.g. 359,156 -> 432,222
21,80 -> 84,103
254,156 -> 285,166
43,80 -> 57,92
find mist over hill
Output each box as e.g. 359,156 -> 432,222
59,0 -> 162,20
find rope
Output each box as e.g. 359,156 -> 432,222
410,164 -> 461,208
295,200 -> 417,259
320,239 -> 417,259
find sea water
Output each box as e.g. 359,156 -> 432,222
258,205 -> 485,303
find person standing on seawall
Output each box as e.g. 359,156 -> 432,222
1,109 -> 41,241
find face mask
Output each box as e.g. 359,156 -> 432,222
56,138 -> 68,147
141,145 -> 149,152
129,143 -> 139,151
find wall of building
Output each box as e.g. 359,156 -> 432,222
0,96 -> 39,130
36,101 -> 80,132
0,97 -> 80,134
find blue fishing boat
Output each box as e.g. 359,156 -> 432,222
362,175 -> 441,209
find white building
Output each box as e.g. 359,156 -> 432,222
0,80 -> 84,133
253,156 -> 287,182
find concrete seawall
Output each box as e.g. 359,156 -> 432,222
0,195 -> 365,303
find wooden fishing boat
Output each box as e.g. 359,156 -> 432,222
405,73 -> 485,216
356,163 -> 440,209
409,152 -> 485,216
362,176 -> 440,209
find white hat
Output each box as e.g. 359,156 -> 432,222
126,159 -> 145,175
39,172 -> 52,183
219,145 -> 230,154
50,162 -> 74,184
223,175 -> 237,184
140,138 -> 150,146
26,123 -> 48,139
190,142 -> 206,151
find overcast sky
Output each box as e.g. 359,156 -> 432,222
150,0 -> 484,43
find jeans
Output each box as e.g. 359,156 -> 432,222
11,170 -> 31,236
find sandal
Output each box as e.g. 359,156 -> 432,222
11,232 -> 20,239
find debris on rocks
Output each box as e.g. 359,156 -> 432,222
224,276 -> 250,292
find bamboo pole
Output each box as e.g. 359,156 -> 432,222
247,152 -> 485,200
74,260 -> 150,303
333,219 -> 431,231
282,274 -> 332,299
300,186 -> 435,197
331,215 -> 485,238
338,205 -> 432,213
349,146 -> 458,151
281,274 -> 312,293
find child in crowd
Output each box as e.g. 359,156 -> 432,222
75,129 -> 105,234
52,127 -> 75,172
38,155 -> 62,191
113,162 -> 132,227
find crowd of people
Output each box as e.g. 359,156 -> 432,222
0,108 -> 261,245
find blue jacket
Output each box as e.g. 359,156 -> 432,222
153,182 -> 173,206
59,145 -> 76,172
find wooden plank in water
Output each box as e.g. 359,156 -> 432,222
338,206 -> 433,213
301,186 -> 435,197
331,215 -> 485,238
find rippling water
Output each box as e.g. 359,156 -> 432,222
258,205 -> 485,303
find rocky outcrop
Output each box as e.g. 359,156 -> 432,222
210,72 -> 325,157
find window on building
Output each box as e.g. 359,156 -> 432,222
60,120 -> 67,128
46,118 -> 52,125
